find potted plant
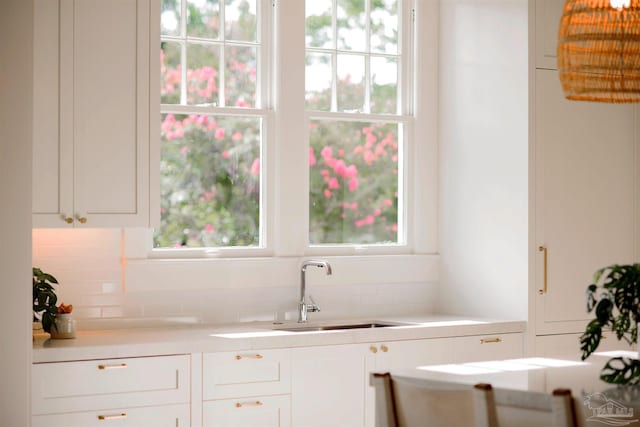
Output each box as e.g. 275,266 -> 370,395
33,267 -> 59,334
581,264 -> 640,384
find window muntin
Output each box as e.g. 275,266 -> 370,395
306,0 -> 407,247
157,0 -> 265,249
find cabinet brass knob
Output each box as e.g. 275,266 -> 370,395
76,216 -> 87,224
63,217 -> 73,224
380,345 -> 389,353
370,346 -> 378,354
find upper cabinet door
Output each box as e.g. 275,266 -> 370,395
534,69 -> 639,334
33,0 -> 74,227
69,0 -> 151,227
33,0 -> 158,228
535,0 -> 564,70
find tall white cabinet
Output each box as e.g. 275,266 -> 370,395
532,0 -> 640,337
32,0 -> 158,228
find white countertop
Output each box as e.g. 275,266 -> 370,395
33,315 -> 526,363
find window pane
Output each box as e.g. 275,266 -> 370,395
337,0 -> 366,51
156,114 -> 261,248
305,0 -> 333,48
225,0 -> 257,42
186,43 -> 220,105
305,52 -> 332,111
371,56 -> 397,114
225,45 -> 257,108
371,0 -> 398,54
161,42 -> 182,104
309,120 -> 399,245
187,0 -> 220,39
161,0 -> 181,36
337,54 -> 365,112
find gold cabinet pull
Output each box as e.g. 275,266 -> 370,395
236,401 -> 263,408
480,338 -> 502,344
76,215 -> 87,224
235,354 -> 263,360
370,345 -> 378,354
98,413 -> 127,420
63,216 -> 73,224
538,245 -> 548,295
98,363 -> 128,370
380,345 -> 389,353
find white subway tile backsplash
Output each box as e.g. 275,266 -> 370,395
33,228 -> 438,326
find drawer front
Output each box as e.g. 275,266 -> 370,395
32,354 -> 190,415
203,349 -> 291,400
32,403 -> 190,427
454,333 -> 523,363
203,395 -> 291,427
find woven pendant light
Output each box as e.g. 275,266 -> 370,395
557,0 -> 640,103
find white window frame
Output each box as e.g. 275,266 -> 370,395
136,0 -> 437,263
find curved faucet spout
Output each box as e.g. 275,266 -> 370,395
299,259 -> 332,322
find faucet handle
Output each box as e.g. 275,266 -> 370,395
308,295 -> 321,313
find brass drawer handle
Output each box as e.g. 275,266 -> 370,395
538,245 -> 548,295
480,338 -> 502,344
98,363 -> 128,370
98,413 -> 127,420
235,354 -> 263,360
236,401 -> 263,408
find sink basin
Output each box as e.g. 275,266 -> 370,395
276,322 -> 405,332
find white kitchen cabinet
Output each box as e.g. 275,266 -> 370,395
32,404 -> 190,427
535,0 -> 564,70
536,332 -> 635,358
202,349 -> 291,427
453,333 -> 524,363
533,69 -> 638,335
32,355 -> 190,415
203,395 -> 291,427
292,343 -> 369,427
32,0 -> 158,228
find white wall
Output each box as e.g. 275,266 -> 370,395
437,0 -> 528,319
0,0 -> 33,423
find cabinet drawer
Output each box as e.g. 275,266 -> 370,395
32,403 -> 190,427
32,355 -> 190,415
203,395 -> 290,427
454,333 -> 523,363
203,349 -> 291,400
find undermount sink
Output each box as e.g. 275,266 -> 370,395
275,322 -> 405,332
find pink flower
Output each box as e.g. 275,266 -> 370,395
205,224 -> 215,234
348,178 -> 359,192
374,209 -> 382,216
207,120 -> 218,131
235,99 -> 248,107
320,169 -> 329,177
328,178 -> 339,189
383,199 -> 392,207
321,146 -> 333,159
364,215 -> 375,225
364,150 -> 375,165
215,128 -> 225,140
333,160 -> 347,177
338,149 -> 345,157
250,158 -> 260,175
196,115 -> 208,125
309,147 -> 317,167
345,165 -> 358,179
350,202 -> 358,210
324,189 -> 332,199
222,151 -> 230,159
365,132 -> 377,148
391,224 -> 398,232
232,132 -> 243,141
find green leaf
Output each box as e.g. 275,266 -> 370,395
580,319 -> 602,360
600,357 -> 640,385
586,284 -> 597,312
595,298 -> 613,324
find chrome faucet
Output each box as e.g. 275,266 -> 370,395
299,259 -> 332,323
